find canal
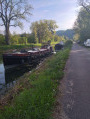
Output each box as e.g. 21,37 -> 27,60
0,63 -> 5,89
0,62 -> 35,95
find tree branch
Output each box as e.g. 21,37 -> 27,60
82,3 -> 90,12
10,24 -> 17,27
79,0 -> 90,14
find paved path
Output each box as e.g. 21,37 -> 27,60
54,43 -> 90,119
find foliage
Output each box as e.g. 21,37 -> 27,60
78,0 -> 90,14
64,40 -> 73,48
0,44 -> 71,119
74,6 -> 90,43
10,35 -> 19,45
54,35 -> 62,42
0,34 -> 5,45
30,20 -> 58,43
27,33 -> 36,43
0,18 -> 63,45
73,34 -> 80,41
56,29 -> 75,39
9,33 -> 36,45
18,37 -> 27,45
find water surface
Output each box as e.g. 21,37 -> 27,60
0,63 -> 5,89
0,63 -> 34,93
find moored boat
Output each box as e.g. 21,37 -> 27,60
3,45 -> 53,66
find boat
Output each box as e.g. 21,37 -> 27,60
3,45 -> 53,66
55,41 -> 64,52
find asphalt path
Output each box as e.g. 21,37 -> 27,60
53,43 -> 90,119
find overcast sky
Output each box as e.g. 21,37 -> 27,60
0,0 -> 80,34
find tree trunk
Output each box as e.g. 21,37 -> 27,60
5,25 -> 10,45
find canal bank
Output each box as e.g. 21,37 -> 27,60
0,63 -> 35,96
0,41 -> 72,119
0,44 -> 50,96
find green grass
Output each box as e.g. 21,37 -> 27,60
0,41 -> 72,119
0,44 -> 41,52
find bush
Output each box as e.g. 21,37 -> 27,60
65,40 -> 73,48
0,34 -> 6,45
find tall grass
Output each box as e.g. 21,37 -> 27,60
0,41 -> 72,119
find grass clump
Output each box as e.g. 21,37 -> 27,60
0,41 -> 72,119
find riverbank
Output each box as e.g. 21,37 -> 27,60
0,41 -> 72,119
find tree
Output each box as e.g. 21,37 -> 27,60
78,0 -> 90,14
0,0 -> 32,45
74,7 -> 90,42
10,35 -> 19,45
30,20 -> 58,43
18,37 -> 27,44
27,33 -> 36,43
73,34 -> 79,41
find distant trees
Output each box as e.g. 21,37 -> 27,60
0,19 -> 64,45
56,29 -> 74,39
0,0 -> 32,45
74,7 -> 90,42
10,33 -> 37,45
10,35 -> 19,45
30,20 -> 58,43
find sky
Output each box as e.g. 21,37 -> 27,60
0,0 -> 80,34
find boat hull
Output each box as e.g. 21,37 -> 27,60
2,46 -> 53,66
3,55 -> 31,66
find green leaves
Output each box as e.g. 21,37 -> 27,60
74,6 -> 90,43
30,20 -> 58,43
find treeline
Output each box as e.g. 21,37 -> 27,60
74,5 -> 90,43
0,20 -> 67,45
56,29 -> 75,39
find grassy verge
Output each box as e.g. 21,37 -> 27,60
0,41 -> 72,119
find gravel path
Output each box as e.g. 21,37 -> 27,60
53,43 -> 90,119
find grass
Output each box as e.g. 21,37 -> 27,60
0,41 -> 72,119
0,44 -> 41,53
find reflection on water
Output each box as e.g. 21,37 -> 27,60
0,63 -> 34,91
0,64 -> 5,88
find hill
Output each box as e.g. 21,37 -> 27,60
56,29 -> 74,39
